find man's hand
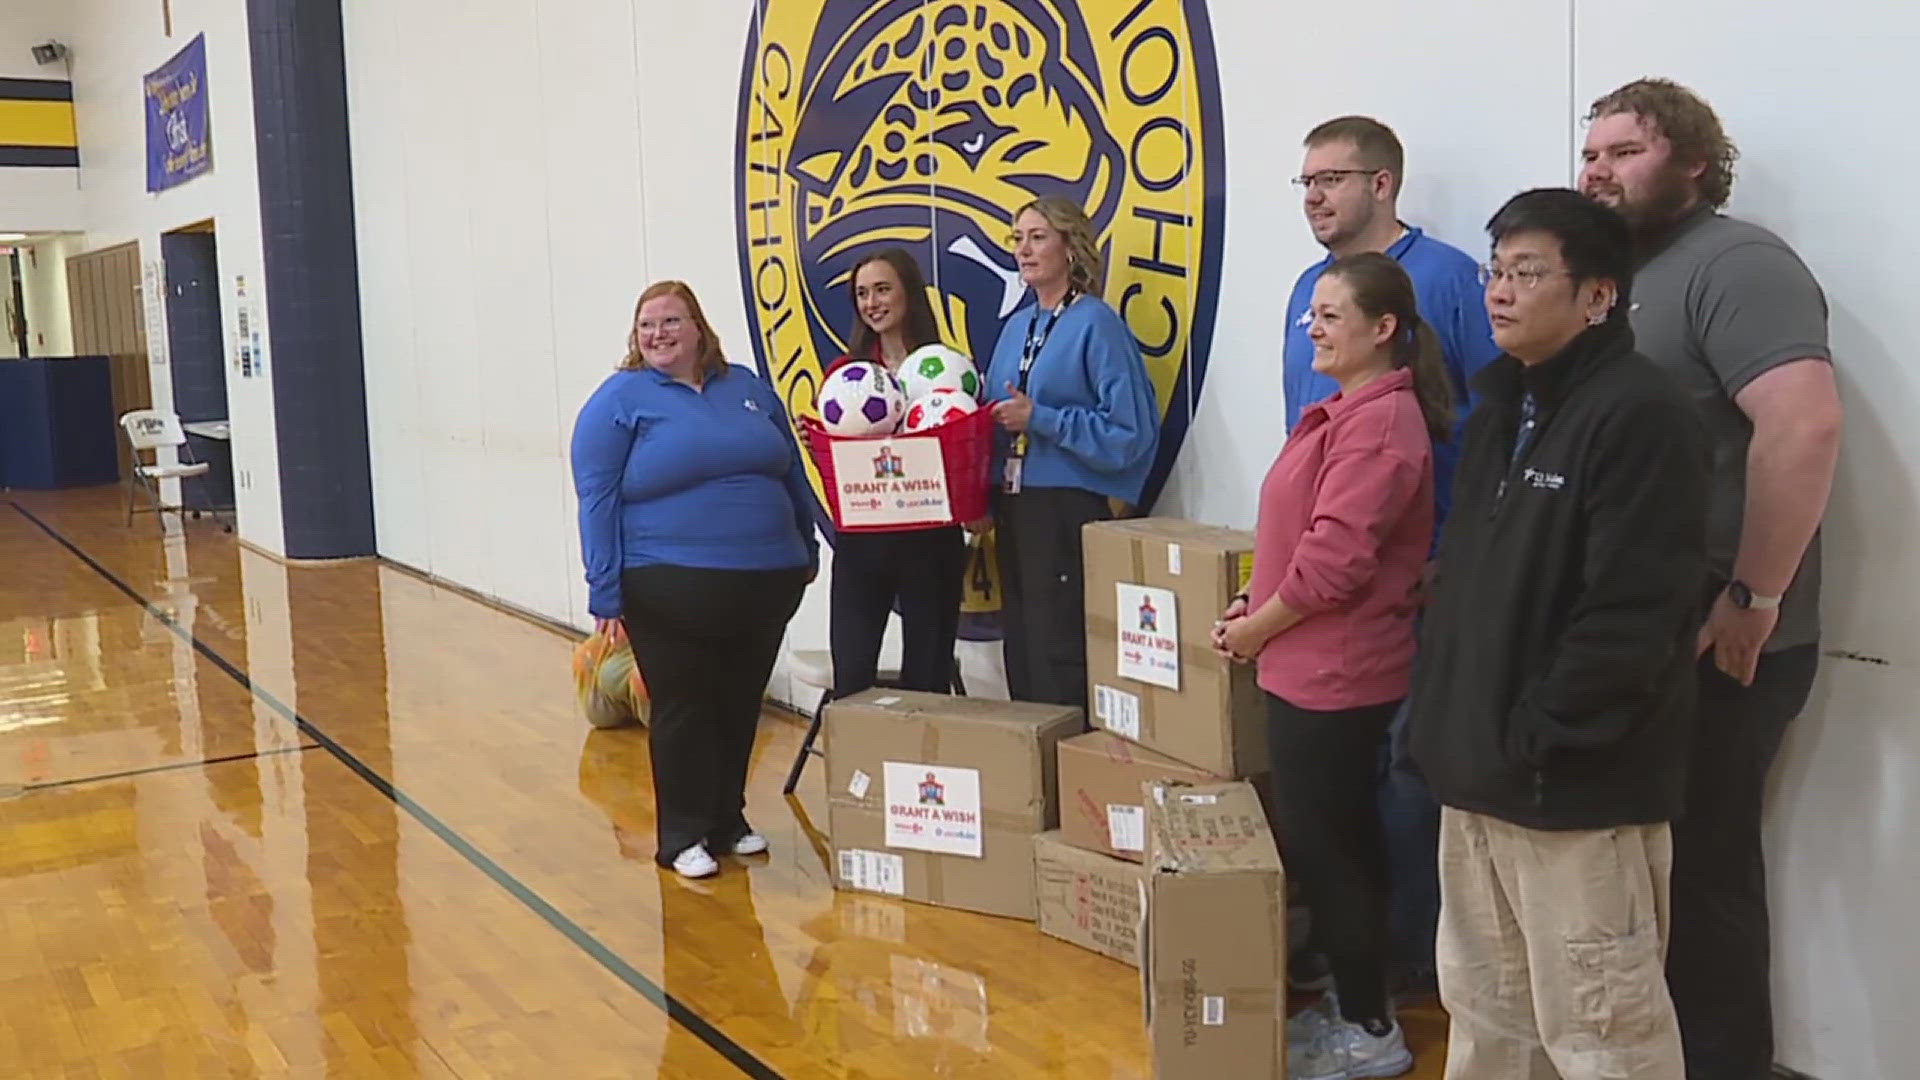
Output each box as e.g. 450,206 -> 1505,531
991,383 -> 1035,433
595,617 -> 626,643
963,517 -> 993,536
1698,590 -> 1778,686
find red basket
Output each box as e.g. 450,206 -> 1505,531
800,406 -> 994,533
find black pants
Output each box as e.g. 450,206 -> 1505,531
829,526 -> 966,699
620,564 -> 807,865
1378,699 -> 1441,981
1268,692 -> 1402,1024
995,486 -> 1109,711
1669,644 -> 1818,1080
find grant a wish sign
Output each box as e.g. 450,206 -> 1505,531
145,33 -> 212,193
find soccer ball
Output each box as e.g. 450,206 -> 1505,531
900,344 -> 980,402
818,361 -> 907,435
903,390 -> 980,433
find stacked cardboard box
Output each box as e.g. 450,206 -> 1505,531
1140,779 -> 1287,1078
1055,730 -> 1219,863
825,689 -> 1081,920
1081,517 -> 1267,778
1031,517 -> 1281,981
1032,830 -> 1149,966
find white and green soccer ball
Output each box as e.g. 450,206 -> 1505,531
900,344 -> 980,403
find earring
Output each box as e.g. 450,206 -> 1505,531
1586,312 -> 1606,326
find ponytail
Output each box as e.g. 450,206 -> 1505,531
1398,316 -> 1456,443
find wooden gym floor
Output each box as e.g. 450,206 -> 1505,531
0,488 -> 1447,1078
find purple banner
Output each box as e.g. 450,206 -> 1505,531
144,33 -> 212,192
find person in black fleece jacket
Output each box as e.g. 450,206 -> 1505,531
1409,188 -> 1708,1080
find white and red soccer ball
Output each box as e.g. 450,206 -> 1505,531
902,390 -> 980,433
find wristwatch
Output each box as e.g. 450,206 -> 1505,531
1728,579 -> 1782,611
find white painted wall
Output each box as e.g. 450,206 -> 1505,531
18,231 -> 78,356
0,1 -> 83,232
342,2 -> 1915,1073
62,0 -> 286,556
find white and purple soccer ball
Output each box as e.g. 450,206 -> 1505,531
818,360 -> 907,435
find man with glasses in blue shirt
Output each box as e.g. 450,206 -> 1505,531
1280,115 -> 1500,1019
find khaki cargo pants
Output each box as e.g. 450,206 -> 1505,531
1437,807 -> 1685,1079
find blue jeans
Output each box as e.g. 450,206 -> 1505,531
1379,698 -> 1440,979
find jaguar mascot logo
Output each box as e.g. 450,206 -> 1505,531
735,0 -> 1225,517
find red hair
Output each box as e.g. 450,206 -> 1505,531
621,280 -> 727,379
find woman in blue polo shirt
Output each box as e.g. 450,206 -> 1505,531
570,279 -> 817,880
980,195 -> 1160,711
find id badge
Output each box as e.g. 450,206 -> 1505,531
1002,456 -> 1023,494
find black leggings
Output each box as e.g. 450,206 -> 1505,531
620,564 -> 807,864
829,526 -> 966,699
1267,692 -> 1402,1023
995,486 -> 1110,711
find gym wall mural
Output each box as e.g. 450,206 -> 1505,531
736,0 -> 1227,635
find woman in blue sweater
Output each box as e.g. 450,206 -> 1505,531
980,195 -> 1160,711
570,280 -> 817,880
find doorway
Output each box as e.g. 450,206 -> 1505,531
161,220 -> 234,511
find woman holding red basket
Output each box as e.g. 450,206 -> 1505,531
821,248 -> 970,701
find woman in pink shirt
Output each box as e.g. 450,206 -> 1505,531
1214,252 -> 1453,1076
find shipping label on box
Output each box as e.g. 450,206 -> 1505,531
883,762 -> 983,857
1141,779 -> 1287,1078
1034,831 -> 1150,966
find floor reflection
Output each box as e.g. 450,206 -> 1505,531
578,728 -> 808,1074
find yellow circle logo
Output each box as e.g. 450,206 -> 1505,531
736,0 -> 1226,512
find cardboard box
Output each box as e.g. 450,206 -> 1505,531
1082,518 -> 1268,777
825,689 -> 1083,920
1057,730 -> 1221,862
1033,831 -> 1151,966
1141,779 -> 1287,1079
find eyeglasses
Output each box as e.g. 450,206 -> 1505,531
638,316 -> 685,333
1478,263 -> 1575,290
1289,169 -> 1383,192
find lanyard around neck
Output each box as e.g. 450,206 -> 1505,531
1017,289 -> 1078,394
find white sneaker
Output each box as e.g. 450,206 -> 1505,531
671,844 -> 719,879
731,832 -> 769,856
1288,1016 -> 1413,1080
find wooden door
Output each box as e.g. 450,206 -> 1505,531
67,241 -> 151,480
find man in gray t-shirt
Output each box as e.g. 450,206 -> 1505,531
1582,78 -> 1843,1080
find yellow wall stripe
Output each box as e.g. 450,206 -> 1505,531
0,99 -> 78,149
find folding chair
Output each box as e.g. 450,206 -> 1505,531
118,409 -> 230,531
782,647 -> 967,795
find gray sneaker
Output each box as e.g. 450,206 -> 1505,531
1286,989 -> 1340,1041
1287,1016 -> 1414,1080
